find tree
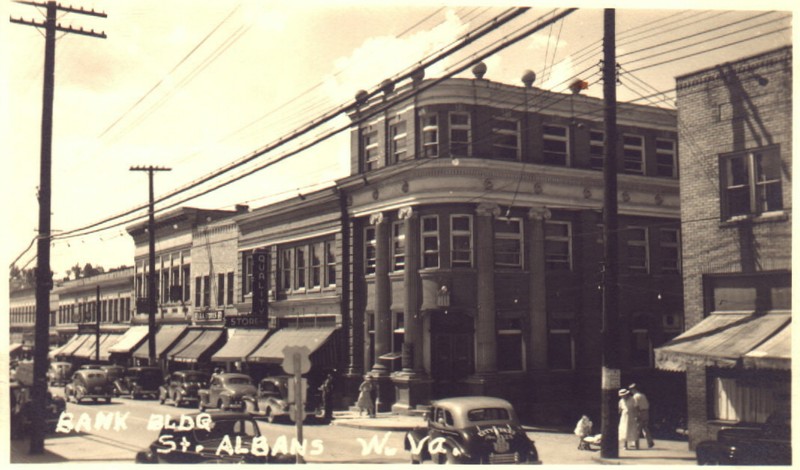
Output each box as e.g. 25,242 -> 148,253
70,263 -> 82,280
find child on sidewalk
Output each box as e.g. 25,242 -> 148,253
574,415 -> 593,450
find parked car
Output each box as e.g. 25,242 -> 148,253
405,396 -> 541,464
134,411 -> 288,464
48,361 -> 73,386
65,369 -> 115,404
11,362 -> 67,438
114,366 -> 163,399
198,373 -> 256,412
80,364 -> 126,383
243,375 -> 323,424
159,370 -> 210,407
695,410 -> 791,465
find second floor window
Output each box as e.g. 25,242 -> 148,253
449,112 -> 471,157
623,134 -> 644,174
660,228 -> 680,274
421,215 -> 439,268
195,277 -> 201,306
494,218 -> 523,268
422,114 -> 439,158
543,124 -> 569,165
217,273 -> 225,306
492,117 -> 520,160
626,226 -> 649,272
295,246 -> 307,289
242,252 -> 253,298
656,139 -> 677,177
590,130 -> 604,170
389,120 -> 407,163
720,147 -> 782,220
325,241 -> 337,287
202,275 -> 210,307
310,242 -> 323,288
392,221 -> 405,271
365,227 -> 377,275
281,250 -> 292,291
451,215 -> 473,268
363,130 -> 379,171
545,221 -> 572,270
227,272 -> 234,305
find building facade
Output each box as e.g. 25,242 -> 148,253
655,46 -> 792,447
337,67 -> 684,422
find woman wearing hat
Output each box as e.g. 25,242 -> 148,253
618,388 -> 638,450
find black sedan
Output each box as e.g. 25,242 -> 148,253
114,366 -> 163,399
159,371 -> 210,407
135,411 -> 288,464
695,410 -> 791,465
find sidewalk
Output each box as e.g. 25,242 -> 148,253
332,411 -> 697,465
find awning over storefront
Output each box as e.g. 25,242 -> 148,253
49,335 -> 79,359
248,327 -> 337,364
95,334 -> 123,361
171,329 -> 224,363
132,325 -> 187,360
655,313 -> 790,372
743,322 -> 791,370
73,334 -> 109,359
211,329 -> 270,362
56,334 -> 92,358
108,326 -> 149,354
166,329 -> 204,360
10,343 -> 23,355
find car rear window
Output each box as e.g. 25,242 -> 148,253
467,407 -> 510,422
227,377 -> 251,385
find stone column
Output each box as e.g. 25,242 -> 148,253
370,212 -> 391,375
528,206 -> 551,370
474,203 -> 500,374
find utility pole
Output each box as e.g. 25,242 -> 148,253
130,166 -> 171,367
10,0 -> 106,455
600,8 -> 620,459
96,285 -> 101,361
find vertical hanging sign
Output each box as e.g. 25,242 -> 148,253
251,248 -> 269,318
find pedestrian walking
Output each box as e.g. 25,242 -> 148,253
629,383 -> 654,449
574,415 -> 593,450
356,379 -> 375,418
319,371 -> 336,421
618,388 -> 638,450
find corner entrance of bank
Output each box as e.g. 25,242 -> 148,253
429,310 -> 473,398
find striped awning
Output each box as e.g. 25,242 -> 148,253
73,334 -> 109,359
108,326 -> 149,354
211,329 -> 270,362
655,313 -> 790,372
171,329 -> 224,363
743,322 -> 791,370
166,329 -> 204,360
248,327 -> 337,364
132,325 -> 187,359
56,334 -> 92,358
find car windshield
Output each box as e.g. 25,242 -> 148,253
183,373 -> 208,383
467,407 -> 510,422
226,377 -> 251,385
193,419 -> 258,442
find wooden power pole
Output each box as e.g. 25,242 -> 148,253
600,8 -> 621,459
10,0 -> 106,454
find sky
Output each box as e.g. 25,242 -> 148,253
1,0 -> 794,282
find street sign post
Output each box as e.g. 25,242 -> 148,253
282,346 -> 311,464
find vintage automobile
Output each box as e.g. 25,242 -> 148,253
115,366 -> 163,399
695,410 -> 791,465
65,369 -> 115,404
47,361 -> 73,386
134,411 -> 291,464
159,370 -> 210,407
80,364 -> 126,383
405,396 -> 541,464
243,375 -> 325,424
11,362 -> 67,438
198,373 -> 256,412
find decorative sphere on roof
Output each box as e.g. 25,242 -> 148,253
355,89 -> 369,105
380,79 -> 395,95
411,67 -> 425,84
472,62 -> 487,79
521,70 -> 536,87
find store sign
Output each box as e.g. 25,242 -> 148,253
251,248 -> 269,318
77,324 -> 98,335
225,315 -> 268,328
195,310 -> 224,322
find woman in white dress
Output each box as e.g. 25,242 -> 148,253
617,388 -> 638,450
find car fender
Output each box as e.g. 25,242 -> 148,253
198,390 -> 210,404
242,395 -> 259,412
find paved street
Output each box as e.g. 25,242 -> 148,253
11,387 -> 697,465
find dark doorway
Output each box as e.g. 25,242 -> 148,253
430,310 -> 473,397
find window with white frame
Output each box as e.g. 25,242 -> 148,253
280,249 -> 292,292
365,226 -> 377,275
242,251 -> 253,298
656,139 -> 677,177
295,246 -> 307,290
421,215 -> 439,268
590,129 -> 605,170
548,328 -> 574,370
389,119 -> 407,163
362,130 -> 379,171
310,242 -> 323,288
449,112 -> 471,157
543,124 -> 569,166
622,134 -> 644,174
660,228 -> 680,274
720,147 -> 783,219
494,217 -> 523,268
450,215 -> 473,268
626,226 -> 649,272
492,117 -> 520,160
422,114 -> 439,158
325,241 -> 337,287
544,221 -> 572,270
392,221 -> 405,271
497,317 -> 524,371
